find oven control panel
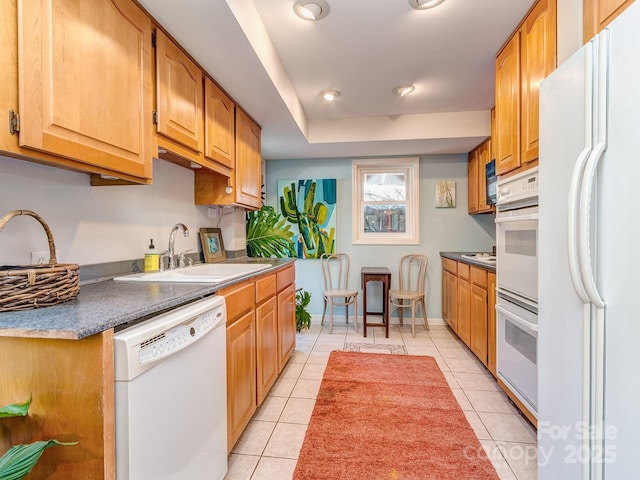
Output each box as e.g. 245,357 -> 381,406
497,167 -> 538,208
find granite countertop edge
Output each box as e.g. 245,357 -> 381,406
440,252 -> 496,272
0,258 -> 295,340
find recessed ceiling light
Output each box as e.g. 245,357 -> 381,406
408,0 -> 445,10
393,84 -> 416,97
320,90 -> 341,101
294,0 -> 330,21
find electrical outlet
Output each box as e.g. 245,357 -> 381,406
208,206 -> 219,218
31,251 -> 50,264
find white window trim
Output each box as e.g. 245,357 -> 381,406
352,157 -> 419,245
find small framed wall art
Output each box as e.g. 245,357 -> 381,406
435,180 -> 456,208
199,228 -> 226,263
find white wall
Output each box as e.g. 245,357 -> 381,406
0,155 -> 233,266
265,155 -> 496,320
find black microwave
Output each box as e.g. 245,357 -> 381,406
486,159 -> 497,206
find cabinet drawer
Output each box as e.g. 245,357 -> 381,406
219,281 -> 255,322
442,258 -> 457,274
276,266 -> 295,291
470,266 -> 488,288
255,274 -> 277,304
458,262 -> 470,280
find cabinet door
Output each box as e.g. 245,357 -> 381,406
470,284 -> 488,365
205,77 -> 235,172
278,283 -> 296,371
235,109 -> 262,209
477,140 -> 492,213
457,277 -> 471,346
487,272 -> 497,377
155,29 -> 203,154
520,0 -> 556,163
495,32 -> 521,176
584,0 -> 635,42
18,0 -> 153,181
226,310 -> 256,451
442,270 -> 457,332
468,149 -> 479,214
256,296 -> 278,405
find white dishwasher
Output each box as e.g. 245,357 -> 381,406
114,295 -> 227,480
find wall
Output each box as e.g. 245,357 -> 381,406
265,155 -> 496,320
0,155 -> 239,267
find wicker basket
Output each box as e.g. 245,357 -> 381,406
0,210 -> 79,312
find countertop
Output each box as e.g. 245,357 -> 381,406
0,258 -> 295,340
440,252 -> 496,272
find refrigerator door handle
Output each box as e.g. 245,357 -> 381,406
578,31 -> 607,311
567,41 -> 594,305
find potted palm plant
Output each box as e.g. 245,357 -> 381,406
0,396 -> 76,480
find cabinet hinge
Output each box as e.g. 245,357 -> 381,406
151,32 -> 157,48
8,110 -> 20,135
152,111 -> 158,125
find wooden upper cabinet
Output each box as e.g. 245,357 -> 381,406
520,0 -> 556,163
155,29 -> 204,155
234,109 -> 262,210
584,0 -> 635,42
16,0 -> 154,183
495,32 -> 521,176
495,0 -> 556,177
468,149 -> 479,214
477,140 -> 492,213
467,139 -> 493,215
205,78 -> 235,173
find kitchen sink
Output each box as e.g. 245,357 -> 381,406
113,263 -> 272,283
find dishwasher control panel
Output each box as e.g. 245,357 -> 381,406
114,295 -> 226,381
139,308 -> 223,364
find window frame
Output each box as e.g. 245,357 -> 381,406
352,157 -> 419,245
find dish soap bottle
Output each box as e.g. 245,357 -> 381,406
144,239 -> 160,273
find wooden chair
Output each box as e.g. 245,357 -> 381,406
320,253 -> 359,334
389,254 -> 429,337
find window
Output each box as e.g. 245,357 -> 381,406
352,158 -> 419,245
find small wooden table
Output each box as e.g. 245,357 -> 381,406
361,267 -> 391,338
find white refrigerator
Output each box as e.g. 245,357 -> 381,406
538,2 -> 640,479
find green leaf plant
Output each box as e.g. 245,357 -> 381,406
295,288 -> 312,332
0,396 -> 76,480
246,205 -> 296,258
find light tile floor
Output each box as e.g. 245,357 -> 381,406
225,319 -> 538,480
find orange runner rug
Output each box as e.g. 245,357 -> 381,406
293,351 -> 499,480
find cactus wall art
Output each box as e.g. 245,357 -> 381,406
277,179 -> 337,259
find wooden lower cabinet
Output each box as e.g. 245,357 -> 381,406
442,257 -> 495,372
442,270 -> 457,331
456,278 -> 471,346
277,283 -> 296,371
222,264 -> 296,452
256,296 -> 278,405
488,272 -> 497,376
0,332 -> 115,480
470,284 -> 488,365
226,309 -> 257,451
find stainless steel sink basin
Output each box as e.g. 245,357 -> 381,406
113,263 -> 272,283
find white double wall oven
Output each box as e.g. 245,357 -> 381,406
495,168 -> 539,417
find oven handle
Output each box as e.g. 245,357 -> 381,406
496,303 -> 538,333
495,213 -> 538,223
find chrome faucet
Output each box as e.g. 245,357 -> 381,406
167,223 -> 189,270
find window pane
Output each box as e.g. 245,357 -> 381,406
363,173 -> 406,201
363,204 -> 406,232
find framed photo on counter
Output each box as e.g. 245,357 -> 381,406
199,228 -> 226,263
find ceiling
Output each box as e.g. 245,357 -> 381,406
137,0 -> 536,160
